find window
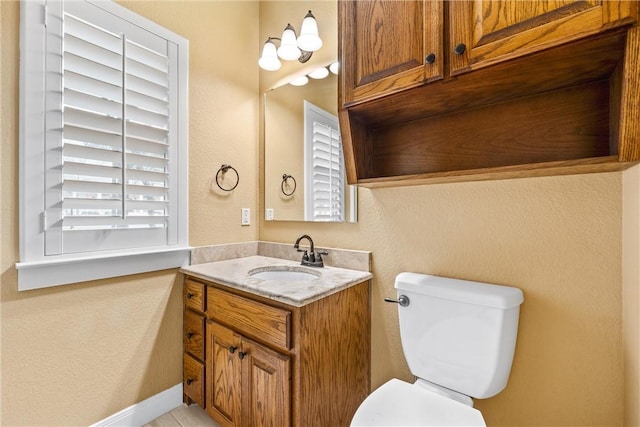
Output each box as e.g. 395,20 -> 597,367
17,0 -> 189,290
303,101 -> 345,222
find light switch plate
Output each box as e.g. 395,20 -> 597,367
241,208 -> 250,226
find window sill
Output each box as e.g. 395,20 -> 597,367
15,247 -> 192,291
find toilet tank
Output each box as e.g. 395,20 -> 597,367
395,272 -> 524,399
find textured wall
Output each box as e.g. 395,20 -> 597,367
0,1 -> 259,425
623,165 -> 640,427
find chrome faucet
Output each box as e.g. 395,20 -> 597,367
293,234 -> 327,267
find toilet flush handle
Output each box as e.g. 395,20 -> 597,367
384,295 -> 410,307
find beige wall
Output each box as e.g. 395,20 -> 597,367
623,165 -> 640,427
0,1 -> 259,425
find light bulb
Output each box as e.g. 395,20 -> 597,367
308,67 -> 329,79
277,24 -> 301,61
329,62 -> 339,74
297,10 -> 323,52
258,38 -> 281,71
289,76 -> 309,86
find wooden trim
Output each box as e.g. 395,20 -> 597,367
618,26 -> 640,161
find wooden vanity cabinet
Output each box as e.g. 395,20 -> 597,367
338,0 -> 640,186
183,275 -> 371,427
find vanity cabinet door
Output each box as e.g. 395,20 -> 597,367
206,321 -> 242,427
241,337 -> 291,427
448,0 -> 638,75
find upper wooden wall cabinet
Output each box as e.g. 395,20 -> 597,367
339,0 -> 640,187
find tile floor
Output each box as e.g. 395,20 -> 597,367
144,404 -> 219,427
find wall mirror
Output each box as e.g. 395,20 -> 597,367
264,68 -> 357,223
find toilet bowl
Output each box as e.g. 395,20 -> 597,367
351,379 -> 485,426
351,273 -> 524,426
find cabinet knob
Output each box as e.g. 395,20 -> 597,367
186,292 -> 194,299
186,378 -> 193,385
228,346 -> 237,354
238,351 -> 247,360
186,332 -> 194,339
425,53 -> 436,64
453,43 -> 466,55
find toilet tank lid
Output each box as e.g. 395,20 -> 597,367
395,272 -> 524,309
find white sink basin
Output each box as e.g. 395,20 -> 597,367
249,266 -> 320,282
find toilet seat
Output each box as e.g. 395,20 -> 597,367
350,379 -> 486,427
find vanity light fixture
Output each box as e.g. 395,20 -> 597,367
258,10 -> 323,71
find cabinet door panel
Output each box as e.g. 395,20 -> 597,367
449,0 -> 635,75
340,0 -> 442,106
242,338 -> 291,427
206,321 -> 242,427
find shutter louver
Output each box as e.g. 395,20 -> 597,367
60,10 -> 171,251
311,121 -> 344,221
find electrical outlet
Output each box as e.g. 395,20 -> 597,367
266,208 -> 274,221
241,208 -> 250,226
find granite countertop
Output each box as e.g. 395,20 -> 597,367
180,255 -> 373,307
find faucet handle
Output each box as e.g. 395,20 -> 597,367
296,248 -> 309,261
316,251 -> 328,265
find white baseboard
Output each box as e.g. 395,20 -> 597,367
90,383 -> 183,427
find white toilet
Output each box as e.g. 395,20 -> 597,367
351,272 -> 524,426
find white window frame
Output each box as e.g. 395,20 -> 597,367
17,0 -> 190,291
303,101 -> 345,222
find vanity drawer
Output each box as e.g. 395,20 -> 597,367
207,287 -> 291,350
184,279 -> 206,313
184,309 -> 205,361
183,353 -> 205,408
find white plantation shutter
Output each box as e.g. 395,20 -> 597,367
304,101 -> 345,222
18,0 -> 188,289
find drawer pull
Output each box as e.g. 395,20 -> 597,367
238,351 -> 247,360
186,378 -> 194,385
186,292 -> 195,299
228,346 -> 237,354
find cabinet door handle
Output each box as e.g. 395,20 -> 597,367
453,43 -> 466,55
228,346 -> 237,354
425,53 -> 436,64
186,332 -> 194,339
186,378 -> 194,385
186,292 -> 194,299
238,351 -> 247,360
